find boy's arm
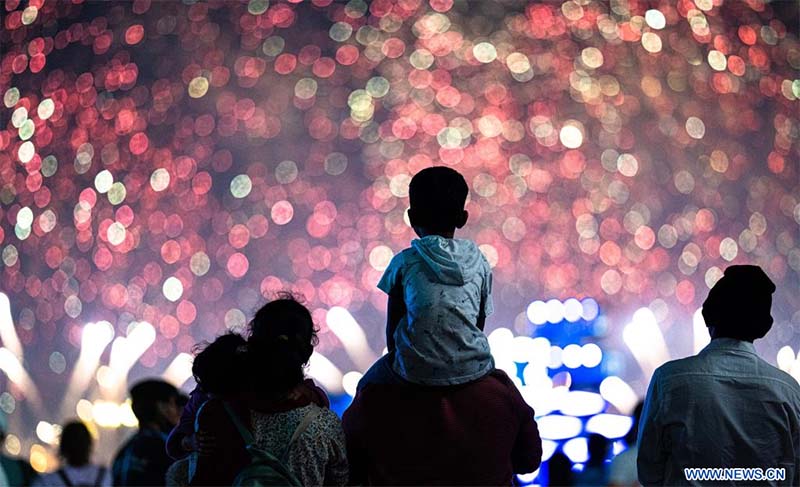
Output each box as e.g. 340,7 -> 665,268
477,295 -> 486,331
385,286 -> 405,352
477,266 -> 493,332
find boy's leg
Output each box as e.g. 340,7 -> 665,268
356,352 -> 405,392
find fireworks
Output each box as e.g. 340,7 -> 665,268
0,0 -> 798,472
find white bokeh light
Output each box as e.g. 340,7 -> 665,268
526,300 -> 548,325
162,277 -> 184,302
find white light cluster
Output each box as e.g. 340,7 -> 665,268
585,413 -> 634,438
537,415 -> 584,440
623,307 -> 670,378
526,297 -> 600,325
777,346 -> 800,384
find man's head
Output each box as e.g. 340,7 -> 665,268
702,265 -> 776,342
59,421 -> 93,467
129,379 -> 181,432
408,166 -> 469,237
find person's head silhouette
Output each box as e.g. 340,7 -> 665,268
701,265 -> 775,342
59,421 -> 93,467
586,433 -> 609,466
408,166 -> 469,238
547,450 -> 573,486
129,379 -> 181,433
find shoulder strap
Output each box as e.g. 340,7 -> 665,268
281,404 -> 322,462
93,467 -> 106,487
56,469 -> 74,487
222,401 -> 256,446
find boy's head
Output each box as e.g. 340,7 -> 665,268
408,166 -> 469,236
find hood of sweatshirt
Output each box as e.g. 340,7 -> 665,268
411,236 -> 484,286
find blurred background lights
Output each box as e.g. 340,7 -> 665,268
545,299 -> 565,324
585,414 -> 634,439
580,299 -> 600,321
326,307 -> 376,371
306,352 -> 344,395
559,298 -> 580,323
488,327 -> 514,362
562,437 -> 589,463
162,277 -> 184,302
162,353 -> 194,388
230,174 -> 252,198
777,346 -> 796,371
35,421 -> 59,446
548,346 -> 564,369
645,9 -> 666,29
685,116 -> 706,139
693,308 -> 711,354
537,415 -> 584,441
624,308 -> 670,378
81,322 -> 115,352
342,371 -> 363,397
540,440 -> 558,463
94,170 -> 114,194
0,0 -> 797,477
580,343 -> 603,368
562,344 -> 583,369
29,444 -> 50,473
150,168 -> 170,192
188,77 -> 209,98
37,98 -> 54,119
599,376 -> 638,415
559,122 -> 584,149
473,42 -> 497,63
559,391 -> 606,417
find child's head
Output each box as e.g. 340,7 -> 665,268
59,421 -> 93,467
408,166 -> 469,236
129,379 -> 181,431
246,294 -> 318,399
192,333 -> 247,397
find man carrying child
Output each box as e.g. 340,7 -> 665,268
345,167 -> 541,485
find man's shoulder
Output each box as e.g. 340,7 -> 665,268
354,369 -> 517,400
653,355 -> 700,377
754,356 -> 800,396
654,351 -> 800,398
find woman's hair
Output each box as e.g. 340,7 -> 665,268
246,293 -> 318,399
59,421 -> 92,467
192,333 -> 247,397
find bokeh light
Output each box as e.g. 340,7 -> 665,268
0,0 -> 798,474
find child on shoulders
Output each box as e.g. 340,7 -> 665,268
360,166 -> 495,388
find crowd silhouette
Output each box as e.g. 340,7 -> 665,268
2,168 -> 798,486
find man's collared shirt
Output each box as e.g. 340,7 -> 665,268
637,338 -> 800,486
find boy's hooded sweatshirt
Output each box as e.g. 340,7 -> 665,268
378,235 -> 495,386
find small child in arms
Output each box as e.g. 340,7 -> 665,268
360,166 -> 495,388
